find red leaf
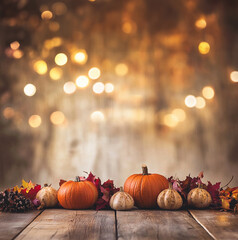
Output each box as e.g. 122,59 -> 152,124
206,181 -> 221,208
59,179 -> 67,186
21,185 -> 41,200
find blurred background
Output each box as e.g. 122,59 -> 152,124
0,0 -> 238,189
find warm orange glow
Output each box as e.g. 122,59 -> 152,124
93,82 -> 104,94
12,50 -> 24,59
185,95 -> 197,108
41,10 -> 53,20
33,60 -> 48,75
55,53 -> 68,66
28,115 -> 42,128
49,22 -> 60,32
3,107 -> 15,119
76,75 -> 89,88
230,71 -> 238,83
52,2 -> 67,15
90,111 -> 105,122
122,21 -> 136,34
44,37 -> 62,50
105,83 -> 114,93
202,86 -> 215,99
49,67 -> 63,80
24,84 -> 36,97
172,108 -> 186,122
10,41 -> 20,50
115,63 -> 128,76
196,97 -> 206,109
195,18 -> 207,29
163,114 -> 179,127
73,50 -> 88,64
63,81 -> 76,94
88,67 -> 101,80
198,42 -> 210,54
50,111 -> 65,125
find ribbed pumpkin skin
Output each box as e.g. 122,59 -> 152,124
124,172 -> 169,208
157,188 -> 183,210
58,180 -> 98,209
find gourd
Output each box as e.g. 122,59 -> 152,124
187,184 -> 212,209
36,184 -> 58,209
124,164 -> 169,208
57,177 -> 98,209
109,187 -> 134,210
157,182 -> 183,210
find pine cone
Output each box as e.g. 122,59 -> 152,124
0,190 -> 33,212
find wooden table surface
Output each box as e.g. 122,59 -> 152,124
0,209 -> 237,240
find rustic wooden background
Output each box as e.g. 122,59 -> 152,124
0,0 -> 238,189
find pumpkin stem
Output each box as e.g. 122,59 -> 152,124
169,182 -> 173,190
142,164 -> 148,175
75,176 -> 81,182
120,186 -> 123,192
198,183 -> 203,189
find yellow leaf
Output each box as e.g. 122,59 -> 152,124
221,199 -> 231,210
22,179 -> 29,189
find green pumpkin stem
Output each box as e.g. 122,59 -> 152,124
142,164 -> 148,175
75,176 -> 81,182
169,182 -> 173,190
198,183 -> 203,189
120,186 -> 123,192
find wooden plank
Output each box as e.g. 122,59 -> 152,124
0,210 -> 42,240
189,210 -> 238,240
116,210 -> 213,240
16,209 -> 116,240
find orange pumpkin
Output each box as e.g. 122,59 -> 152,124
124,164 -> 168,208
58,177 -> 98,209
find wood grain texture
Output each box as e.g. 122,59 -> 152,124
116,210 -> 213,240
16,209 -> 116,240
189,210 -> 238,240
0,210 -> 42,240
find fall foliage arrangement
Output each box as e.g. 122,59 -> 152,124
0,165 -> 237,213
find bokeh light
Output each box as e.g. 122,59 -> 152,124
24,84 -> 36,97
115,63 -> 128,76
76,75 -> 89,88
198,41 -> 210,54
3,107 -> 15,119
196,97 -> 206,109
195,18 -> 207,29
52,2 -> 67,16
12,50 -> 23,59
50,111 -> 65,125
185,95 -> 197,108
63,81 -> 76,94
28,115 -> 42,128
49,67 -> 63,80
41,10 -> 53,20
88,67 -> 101,80
55,53 -> 68,66
10,41 -> 20,50
93,82 -> 104,94
172,108 -> 186,122
49,21 -> 60,32
33,60 -> 48,75
73,50 -> 88,64
163,114 -> 179,128
122,21 -> 137,34
202,86 -> 215,99
90,111 -> 105,122
230,71 -> 238,83
105,83 -> 114,93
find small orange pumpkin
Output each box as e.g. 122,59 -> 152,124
58,177 -> 98,209
124,164 -> 169,208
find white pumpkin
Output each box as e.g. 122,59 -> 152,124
157,182 -> 183,210
110,187 -> 134,210
187,184 -> 212,209
36,185 -> 58,209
